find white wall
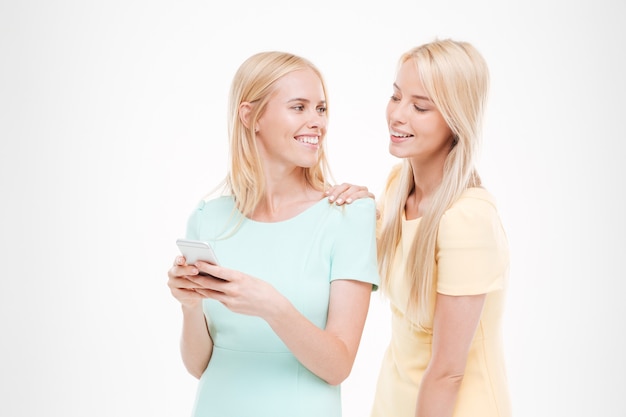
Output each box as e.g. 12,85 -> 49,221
1,1 -> 625,416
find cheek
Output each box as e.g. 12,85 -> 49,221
319,116 -> 329,131
423,116 -> 452,138
438,123 -> 454,143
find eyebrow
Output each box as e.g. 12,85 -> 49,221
393,83 -> 431,101
287,98 -> 327,105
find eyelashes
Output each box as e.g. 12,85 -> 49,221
390,95 -> 428,112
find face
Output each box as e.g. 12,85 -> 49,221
254,69 -> 327,170
386,58 -> 454,165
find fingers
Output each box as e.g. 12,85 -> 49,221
168,255 -> 201,290
172,255 -> 187,269
168,258 -> 198,280
325,183 -> 375,205
167,270 -> 204,306
191,262 -> 229,285
168,256 -> 224,307
326,184 -> 353,204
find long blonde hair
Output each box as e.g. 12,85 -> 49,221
377,39 -> 490,331
226,51 -> 332,217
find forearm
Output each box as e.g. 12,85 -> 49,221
265,280 -> 372,385
265,299 -> 356,385
180,303 -> 213,379
415,292 -> 486,416
415,369 -> 463,417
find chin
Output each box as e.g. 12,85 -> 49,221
388,144 -> 407,159
297,158 -> 318,169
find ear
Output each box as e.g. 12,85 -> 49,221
239,102 -> 256,131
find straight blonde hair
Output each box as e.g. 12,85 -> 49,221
377,39 -> 490,331
226,51 -> 332,217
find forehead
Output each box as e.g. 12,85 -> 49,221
271,69 -> 325,101
395,59 -> 428,97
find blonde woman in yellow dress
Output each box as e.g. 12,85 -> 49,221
370,39 -> 511,417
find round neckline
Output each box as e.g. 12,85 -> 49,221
403,212 -> 422,223
400,187 -> 490,223
240,197 -> 330,225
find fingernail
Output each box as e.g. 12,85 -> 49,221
328,195 -> 335,201
346,198 -> 352,204
336,198 -> 343,204
191,268 -> 198,275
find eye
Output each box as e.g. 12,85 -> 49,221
292,105 -> 305,111
317,106 -> 327,114
413,105 -> 427,112
390,95 -> 400,102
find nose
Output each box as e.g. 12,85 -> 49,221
387,100 -> 407,125
307,109 -> 327,129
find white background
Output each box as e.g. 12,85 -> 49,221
1,0 -> 625,416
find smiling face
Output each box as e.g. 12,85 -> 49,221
386,58 -> 454,166
254,68 -> 327,171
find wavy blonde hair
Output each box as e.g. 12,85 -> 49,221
377,39 -> 490,331
225,51 -> 332,217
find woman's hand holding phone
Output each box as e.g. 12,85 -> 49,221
187,261 -> 285,319
169,238 -> 285,318
167,255 -> 207,308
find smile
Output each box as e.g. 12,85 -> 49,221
295,136 -> 319,145
390,130 -> 413,138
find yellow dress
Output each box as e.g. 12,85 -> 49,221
370,172 -> 511,417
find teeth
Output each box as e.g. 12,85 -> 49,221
297,136 -> 319,144
391,131 -> 411,137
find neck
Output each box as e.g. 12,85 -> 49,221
253,166 -> 324,222
409,158 -> 443,199
405,159 -> 444,219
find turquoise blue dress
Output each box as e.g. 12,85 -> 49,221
184,196 -> 380,417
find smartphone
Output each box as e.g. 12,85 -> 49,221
176,238 -> 220,267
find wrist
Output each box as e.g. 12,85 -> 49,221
264,295 -> 292,327
181,301 -> 203,314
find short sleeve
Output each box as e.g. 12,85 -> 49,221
436,191 -> 509,295
185,200 -> 206,240
330,198 -> 381,290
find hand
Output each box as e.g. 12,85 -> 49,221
187,262 -> 284,318
325,183 -> 374,205
167,256 -> 206,308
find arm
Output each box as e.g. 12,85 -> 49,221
415,292 -> 486,417
167,256 -> 214,379
188,265 -> 373,385
266,279 -> 372,385
416,190 -> 508,416
185,198 -> 378,385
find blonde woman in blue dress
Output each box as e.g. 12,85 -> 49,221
167,51 -> 379,417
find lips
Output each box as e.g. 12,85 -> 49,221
295,135 -> 319,145
390,130 -> 413,143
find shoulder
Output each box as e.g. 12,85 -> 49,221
194,195 -> 235,214
313,198 -> 377,239
378,163 -> 403,215
329,197 -> 377,223
343,197 -> 376,213
439,187 -> 505,243
382,163 -> 403,196
446,187 -> 499,216
437,188 -> 509,294
186,195 -> 237,237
